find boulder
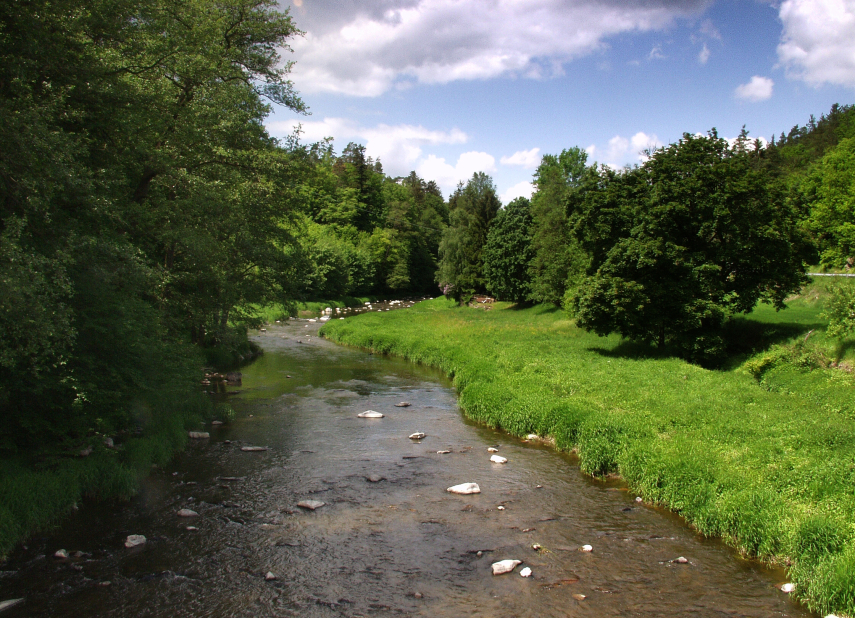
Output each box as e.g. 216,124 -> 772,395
490,455 -> 507,464
491,559 -> 522,575
357,411 -> 384,418
124,535 -> 146,549
447,483 -> 480,495
297,500 -> 325,511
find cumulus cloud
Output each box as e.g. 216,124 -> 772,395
734,76 -> 774,102
588,131 -> 661,167
286,0 -> 712,96
500,148 -> 542,168
417,151 -> 497,195
777,0 -> 855,88
500,181 -> 535,204
698,43 -> 710,64
268,117 -> 467,176
631,131 -> 663,160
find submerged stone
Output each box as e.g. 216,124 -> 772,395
124,535 -> 146,548
447,483 -> 481,495
491,559 -> 522,575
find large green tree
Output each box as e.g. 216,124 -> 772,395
570,131 -> 811,364
483,197 -> 534,303
436,172 -> 501,301
528,147 -> 589,304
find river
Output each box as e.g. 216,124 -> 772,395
0,311 -> 815,617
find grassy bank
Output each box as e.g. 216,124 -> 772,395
321,282 -> 855,616
0,390 -> 221,558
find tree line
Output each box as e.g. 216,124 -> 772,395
438,106 -> 855,363
0,0 -> 447,453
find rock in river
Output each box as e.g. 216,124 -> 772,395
395,402 -> 411,407
491,560 -> 522,575
124,535 -> 146,549
177,509 -> 199,517
366,475 -> 385,483
580,544 -> 593,552
487,447 -> 499,453
490,455 -> 507,464
0,599 -> 24,613
447,483 -> 481,495
519,567 -> 532,578
241,446 -> 268,452
409,432 -> 426,440
54,549 -> 68,559
358,410 -> 384,418
265,572 -> 278,581
297,500 -> 326,510
188,431 -> 210,439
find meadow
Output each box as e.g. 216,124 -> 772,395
321,278 -> 855,616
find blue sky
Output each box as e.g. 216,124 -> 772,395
267,0 -> 855,203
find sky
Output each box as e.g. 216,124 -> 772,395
266,0 -> 855,204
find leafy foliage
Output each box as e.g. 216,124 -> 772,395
483,197 -> 534,302
570,131 -> 811,364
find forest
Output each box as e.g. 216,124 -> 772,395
1,0 -> 854,563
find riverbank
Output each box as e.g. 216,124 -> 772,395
321,292 -> 855,616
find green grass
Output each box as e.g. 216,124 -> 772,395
0,389 -> 213,557
321,283 -> 855,617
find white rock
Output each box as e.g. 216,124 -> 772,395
519,567 -> 532,578
781,583 -> 796,593
297,500 -> 325,510
358,410 -> 384,418
526,434 -> 538,440
395,402 -> 411,407
635,496 -> 643,503
673,556 -> 689,564
185,526 -> 198,531
436,450 -> 451,454
491,559 -> 522,575
308,319 -> 317,322
0,599 -> 24,612
497,506 -> 505,510
447,483 -> 480,495
54,549 -> 68,559
487,447 -> 499,453
241,446 -> 268,452
177,508 -> 199,517
265,571 -> 277,581
409,432 -> 426,440
188,431 -> 210,439
490,455 -> 507,464
124,535 -> 146,548
319,316 -> 330,322
211,421 -> 223,425
580,544 -> 593,552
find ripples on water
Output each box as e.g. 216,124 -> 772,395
0,316 -> 815,617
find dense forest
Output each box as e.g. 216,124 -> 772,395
1,0 -> 854,553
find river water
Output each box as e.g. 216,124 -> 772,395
0,313 -> 815,617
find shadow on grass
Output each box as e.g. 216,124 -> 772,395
586,317 -> 826,368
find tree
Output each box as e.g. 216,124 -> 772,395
802,137 -> 855,269
528,147 -> 589,304
570,131 -> 812,364
483,197 -> 535,302
436,173 -> 501,301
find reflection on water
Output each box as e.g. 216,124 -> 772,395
0,320 -> 815,617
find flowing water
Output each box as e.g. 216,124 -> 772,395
0,314 -> 815,617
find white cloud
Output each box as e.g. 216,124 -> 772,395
698,43 -> 710,64
630,131 -> 663,161
416,151 -> 497,195
500,148 -> 541,169
648,44 -> 665,60
268,117 -> 467,176
288,0 -> 712,96
777,0 -> 855,88
500,181 -> 534,204
606,135 -> 630,162
585,144 -> 597,157
734,76 -> 774,102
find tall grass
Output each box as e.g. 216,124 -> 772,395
321,285 -> 855,616
0,389 -> 212,557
